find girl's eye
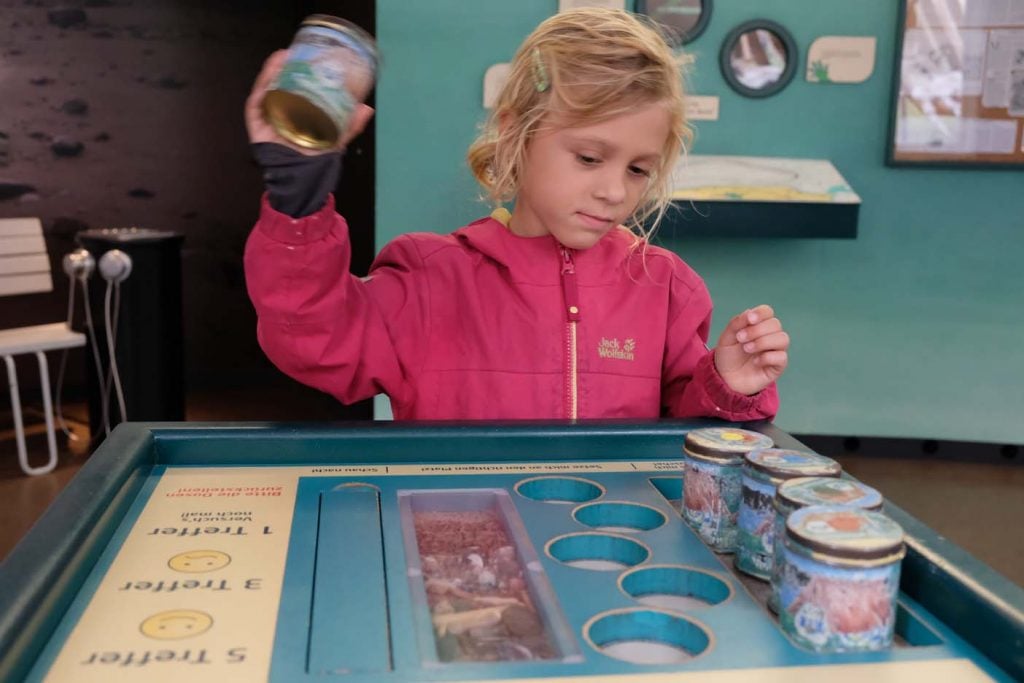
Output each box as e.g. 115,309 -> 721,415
628,166 -> 652,178
576,154 -> 600,165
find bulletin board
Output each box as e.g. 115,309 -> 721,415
887,0 -> 1024,167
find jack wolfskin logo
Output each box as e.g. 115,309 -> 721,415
598,337 -> 635,361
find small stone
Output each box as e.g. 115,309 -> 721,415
29,77 -> 53,86
450,598 -> 474,612
48,8 -> 87,29
60,98 -> 88,115
501,605 -> 542,637
478,569 -> 496,588
436,632 -> 461,662
51,138 -> 83,157
128,187 -> 154,198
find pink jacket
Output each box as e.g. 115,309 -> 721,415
244,196 -> 778,421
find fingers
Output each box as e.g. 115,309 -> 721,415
735,317 -> 780,344
245,51 -> 289,132
738,330 -> 790,355
720,304 -> 776,345
753,350 -> 788,370
253,50 -> 290,98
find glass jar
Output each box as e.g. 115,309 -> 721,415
263,15 -> 378,150
736,449 -> 841,580
769,477 -> 883,612
681,427 -> 773,553
778,505 -> 905,653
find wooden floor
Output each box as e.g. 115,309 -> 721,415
1,396 -> 1022,587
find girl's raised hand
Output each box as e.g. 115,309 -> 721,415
713,304 -> 789,396
244,50 -> 375,155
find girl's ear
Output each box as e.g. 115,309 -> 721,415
497,110 -> 511,135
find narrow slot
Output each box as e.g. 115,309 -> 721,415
648,477 -> 684,513
307,485 -> 392,674
399,489 -> 581,665
894,602 -> 944,647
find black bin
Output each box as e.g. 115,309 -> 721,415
78,228 -> 185,438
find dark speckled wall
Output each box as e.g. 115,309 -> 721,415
0,0 -> 375,419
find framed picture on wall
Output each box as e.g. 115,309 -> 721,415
887,0 -> 1024,168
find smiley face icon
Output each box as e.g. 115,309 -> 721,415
140,609 -> 213,639
168,550 -> 231,573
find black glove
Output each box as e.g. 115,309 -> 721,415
251,142 -> 342,219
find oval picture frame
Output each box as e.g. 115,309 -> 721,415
636,0 -> 713,46
719,19 -> 798,98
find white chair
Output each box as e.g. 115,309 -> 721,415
1,217 -> 85,475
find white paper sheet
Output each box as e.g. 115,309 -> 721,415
982,29 -> 1024,108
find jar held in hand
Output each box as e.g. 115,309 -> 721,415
262,15 -> 378,150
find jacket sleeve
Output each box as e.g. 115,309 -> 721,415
244,193 -> 426,409
661,270 -> 779,421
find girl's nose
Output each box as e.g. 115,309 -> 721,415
593,169 -> 627,204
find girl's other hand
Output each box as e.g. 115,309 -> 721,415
244,50 -> 374,155
713,304 -> 789,396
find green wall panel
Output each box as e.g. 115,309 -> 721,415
376,0 -> 1024,443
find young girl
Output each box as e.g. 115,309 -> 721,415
244,9 -> 789,421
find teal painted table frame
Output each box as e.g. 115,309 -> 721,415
1,421 -> 1022,681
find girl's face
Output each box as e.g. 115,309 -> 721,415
510,102 -> 671,250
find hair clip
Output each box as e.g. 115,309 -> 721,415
532,48 -> 550,92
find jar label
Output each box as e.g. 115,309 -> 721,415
682,458 -> 742,551
737,475 -> 776,577
778,547 -> 901,652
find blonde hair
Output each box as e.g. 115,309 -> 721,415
467,8 -> 692,242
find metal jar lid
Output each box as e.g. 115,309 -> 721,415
683,427 -> 773,463
744,448 -> 841,482
775,477 -> 883,515
786,505 -> 905,564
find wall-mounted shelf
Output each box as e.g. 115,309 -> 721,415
660,155 -> 860,239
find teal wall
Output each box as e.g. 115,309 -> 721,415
376,1 -> 1023,444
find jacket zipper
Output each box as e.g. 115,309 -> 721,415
560,247 -> 580,420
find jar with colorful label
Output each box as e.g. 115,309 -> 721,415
769,477 -> 883,612
779,505 -> 905,653
736,449 -> 841,580
681,427 -> 773,553
263,15 -> 378,150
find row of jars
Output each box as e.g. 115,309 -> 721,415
681,427 -> 906,653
